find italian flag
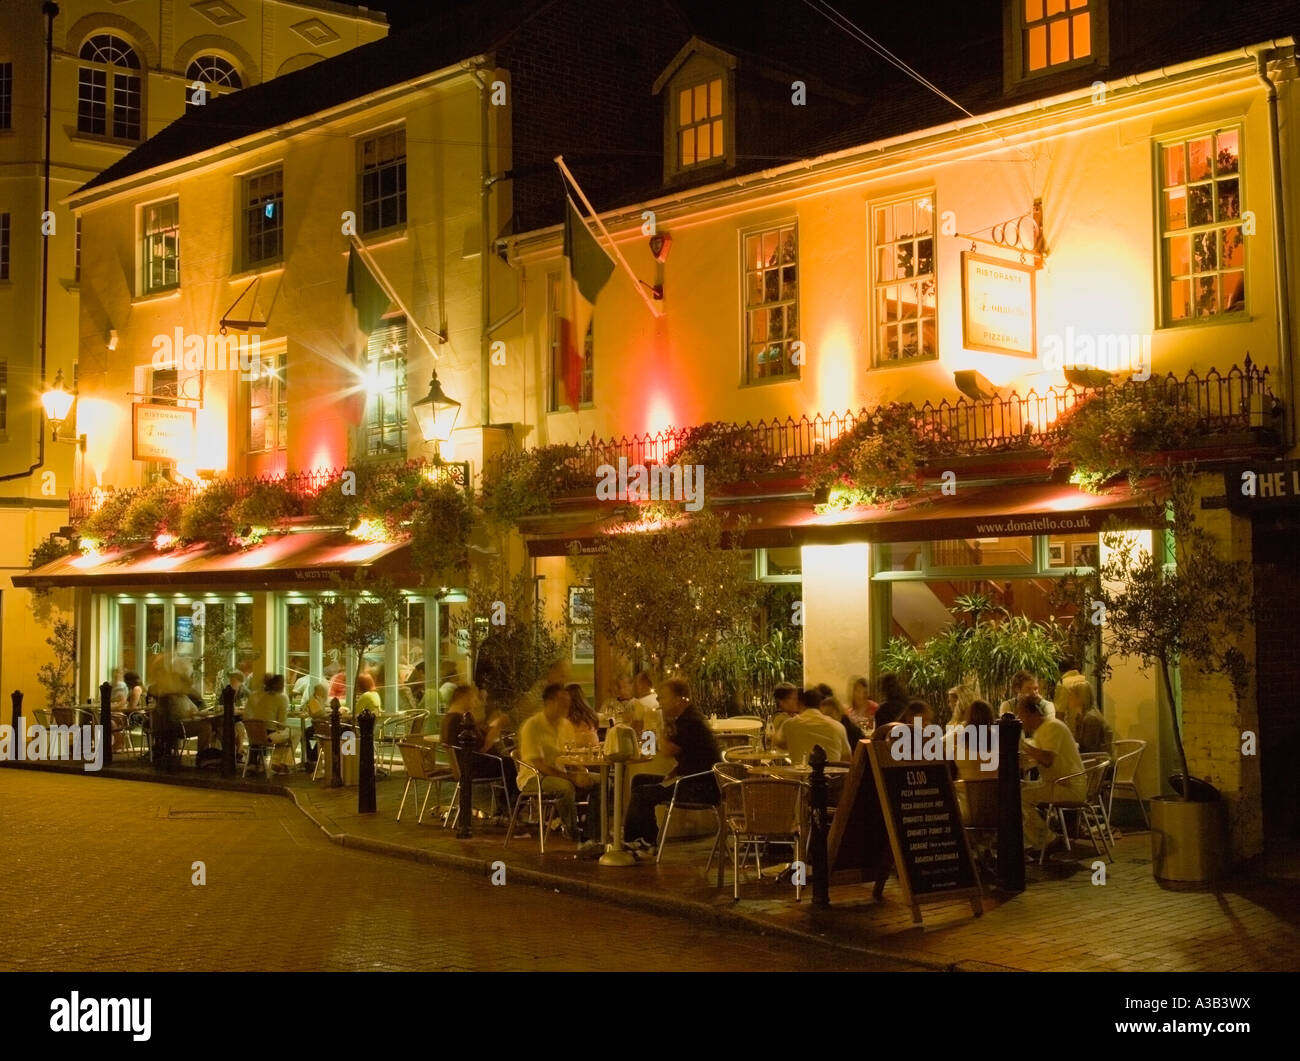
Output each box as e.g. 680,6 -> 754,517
560,197 -> 614,411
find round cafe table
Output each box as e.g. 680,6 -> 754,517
726,747 -> 791,766
707,717 -> 763,737
556,749 -> 611,849
749,762 -> 851,781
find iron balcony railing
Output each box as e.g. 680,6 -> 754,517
486,358 -> 1278,485
67,458 -> 469,525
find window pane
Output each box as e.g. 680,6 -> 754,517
1049,18 -> 1070,64
711,119 -> 723,156
1025,0 -> 1044,20
680,128 -> 695,166
1221,227 -> 1243,269
1167,234 -> 1190,275
762,230 -> 778,266
1046,0 -> 1066,15
1169,279 -> 1190,320
694,83 -> 707,120
1216,178 -> 1239,221
678,88 -> 691,125
1028,25 -> 1047,70
1162,144 -> 1185,187
1188,137 -> 1213,180
1069,0 -> 1088,8
893,201 -> 912,239
1216,130 -> 1239,174
696,122 -> 711,160
875,206 -> 891,243
1194,275 -> 1218,315
1187,185 -> 1213,227
1165,187 -> 1187,229
708,79 -> 722,117
1072,12 -> 1091,57
1222,271 -> 1245,311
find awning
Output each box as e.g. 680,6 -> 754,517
11,530 -> 416,590
524,481 -> 1158,556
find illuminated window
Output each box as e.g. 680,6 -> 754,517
872,194 -> 937,364
1160,128 -> 1244,323
141,199 -> 180,293
0,212 -> 9,281
248,352 -> 287,453
364,320 -> 407,457
78,34 -> 141,139
0,63 -> 12,130
677,77 -> 724,169
1021,0 -> 1093,74
187,55 -> 242,89
546,273 -> 593,411
243,168 -> 283,267
358,128 -> 406,235
743,223 -> 799,383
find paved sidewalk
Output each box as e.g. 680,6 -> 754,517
26,758 -> 1300,971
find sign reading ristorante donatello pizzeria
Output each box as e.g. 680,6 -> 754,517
1224,459 -> 1300,511
132,403 -> 196,464
961,252 -> 1035,357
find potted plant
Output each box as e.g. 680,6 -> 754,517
312,572 -> 406,707
1089,470 -> 1251,881
36,615 -> 78,716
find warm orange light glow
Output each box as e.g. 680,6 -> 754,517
349,518 -> 390,543
644,394 -> 676,439
154,532 -> 178,550
816,324 -> 856,416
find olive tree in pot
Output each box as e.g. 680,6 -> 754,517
1090,471 -> 1251,882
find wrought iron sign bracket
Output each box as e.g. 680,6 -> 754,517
957,199 -> 1048,270
219,276 -> 270,333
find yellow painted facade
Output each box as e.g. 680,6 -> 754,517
0,1 -> 386,709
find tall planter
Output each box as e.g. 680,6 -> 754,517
1149,796 -> 1229,882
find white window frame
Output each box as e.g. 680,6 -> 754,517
140,197 -> 180,295
870,191 -> 938,366
740,220 -> 800,386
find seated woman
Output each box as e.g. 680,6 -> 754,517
441,685 -> 515,810
565,684 -> 600,747
303,682 -> 330,765
354,673 -> 383,721
845,676 -> 878,733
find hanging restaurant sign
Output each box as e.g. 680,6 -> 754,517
132,403 -> 196,464
1223,460 -> 1300,511
961,252 -> 1036,357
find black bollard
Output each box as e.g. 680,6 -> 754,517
455,710 -> 477,838
358,710 -> 377,813
221,685 -> 236,777
808,744 -> 831,908
11,690 -> 22,731
997,713 -> 1025,893
329,698 -> 342,788
99,681 -> 113,768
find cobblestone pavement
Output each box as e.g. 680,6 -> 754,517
0,771 -> 905,972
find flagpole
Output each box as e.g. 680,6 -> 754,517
555,156 -> 663,319
349,234 -> 442,360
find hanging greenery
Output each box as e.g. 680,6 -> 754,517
670,421 -> 774,487
808,403 -> 932,511
230,480 -> 305,531
120,481 -> 185,541
1049,384 -> 1204,492
29,532 -> 79,571
177,482 -> 240,548
77,490 -> 135,548
480,444 -> 589,527
407,479 -> 475,583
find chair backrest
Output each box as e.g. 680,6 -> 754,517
714,761 -> 747,784
1082,758 -> 1110,800
243,718 -> 272,745
509,747 -> 539,791
1111,739 -> 1146,785
738,778 -> 802,835
397,741 -> 436,780
51,707 -> 77,728
406,711 -> 428,736
713,763 -> 746,820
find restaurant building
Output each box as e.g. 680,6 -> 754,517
0,0 -> 387,701
14,1 -> 1298,858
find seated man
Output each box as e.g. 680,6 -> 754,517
1016,694 -> 1086,855
999,670 -> 1055,719
776,688 -> 852,763
625,679 -> 720,855
516,684 -> 600,846
1069,683 -> 1114,756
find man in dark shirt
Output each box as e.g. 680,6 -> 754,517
625,678 -> 720,853
873,672 -> 910,728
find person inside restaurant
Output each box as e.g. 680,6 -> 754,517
820,694 -> 865,749
999,670 -> 1055,719
777,687 -> 852,763
245,672 -> 295,772
353,672 -> 383,721
1016,694 -> 1086,857
601,674 -> 638,727
624,679 -> 720,856
770,682 -> 800,744
845,676 -> 878,732
303,681 -> 330,766
629,671 -> 663,743
516,685 -> 600,848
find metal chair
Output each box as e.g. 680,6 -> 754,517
1034,758 -> 1113,865
444,747 -> 511,830
240,719 -> 278,779
396,741 -> 453,823
655,768 -> 723,867
714,770 -> 804,901
504,749 -> 565,852
1107,739 -> 1149,829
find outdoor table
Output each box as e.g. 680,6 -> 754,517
750,762 -> 851,782
557,749 -> 611,849
707,717 -> 763,736
727,747 -> 791,766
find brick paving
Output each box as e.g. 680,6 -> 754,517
6,761 -> 1297,971
0,770 -> 904,972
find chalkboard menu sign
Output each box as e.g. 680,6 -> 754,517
827,732 -> 983,924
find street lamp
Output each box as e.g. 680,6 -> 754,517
40,369 -> 85,449
411,370 -> 461,461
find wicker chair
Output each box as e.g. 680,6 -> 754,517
714,769 -> 804,901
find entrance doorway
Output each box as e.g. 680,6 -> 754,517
1252,518 -> 1300,842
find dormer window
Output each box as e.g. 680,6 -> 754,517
678,78 -> 724,168
1006,0 -> 1107,89
655,37 -> 736,182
